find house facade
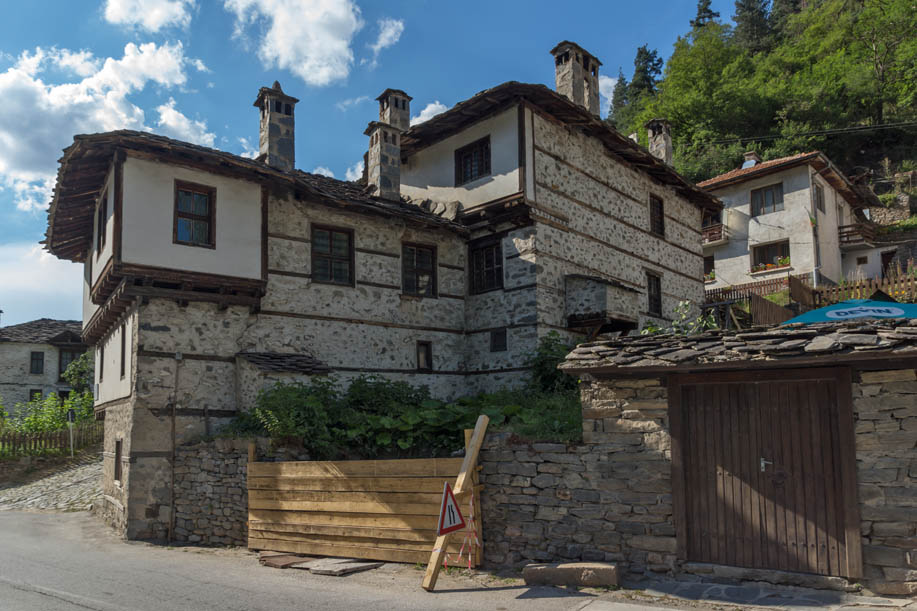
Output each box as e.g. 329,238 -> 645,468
698,152 -> 872,288
0,318 -> 84,411
43,41 -> 719,539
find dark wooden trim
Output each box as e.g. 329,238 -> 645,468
401,241 -> 438,298
172,179 -> 217,250
92,395 -> 133,413
438,262 -> 464,272
124,285 -> 260,307
261,186 -> 269,281
358,280 -> 401,291
517,104 -> 526,193
268,269 -> 311,279
148,408 -> 238,419
834,366 -> 863,579
454,135 -> 492,187
468,239 -> 505,295
128,450 -> 172,460
267,232 -> 310,244
113,152 -> 124,263
439,293 -> 465,301
668,374 -> 688,561
355,246 -> 400,259
137,349 -> 236,363
459,191 -> 526,216
260,310 -> 464,335
505,282 -> 536,293
310,223 -> 355,287
333,365 -> 531,376
90,256 -> 115,298
117,263 -> 265,292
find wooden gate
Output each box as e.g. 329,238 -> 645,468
669,368 -> 861,578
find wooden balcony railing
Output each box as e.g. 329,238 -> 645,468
702,223 -> 726,245
838,223 -> 876,247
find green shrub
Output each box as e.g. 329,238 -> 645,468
3,391 -> 95,433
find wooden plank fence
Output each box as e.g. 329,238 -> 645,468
706,274 -> 812,304
816,275 -> 917,305
247,450 -> 482,565
749,293 -> 795,326
0,420 -> 103,458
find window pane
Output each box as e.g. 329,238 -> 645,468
416,273 -> 432,295
332,232 -> 350,257
177,190 -> 193,212
416,248 -> 433,270
313,257 -> 331,282
192,220 -> 209,244
332,259 -> 351,283
404,273 -> 417,294
764,189 -> 774,211
192,192 -> 209,215
177,218 -> 192,242
313,229 -> 330,254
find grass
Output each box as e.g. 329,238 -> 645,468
763,288 -> 791,307
880,215 -> 917,234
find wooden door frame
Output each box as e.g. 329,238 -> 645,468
667,366 -> 862,578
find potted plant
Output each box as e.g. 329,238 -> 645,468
704,270 -> 716,282
777,255 -> 791,267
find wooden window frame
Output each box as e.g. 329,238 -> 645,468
114,439 -> 123,484
814,182 -> 825,213
96,188 -> 108,257
99,345 -> 104,383
416,341 -> 433,373
30,351 -> 44,375
311,225 -> 355,287
490,329 -> 508,352
454,136 -> 492,186
120,323 -> 126,379
751,182 -> 784,217
58,349 -> 80,382
646,272 -> 662,317
856,256 -> 868,266
402,243 -> 438,298
173,180 -> 217,249
469,239 -> 504,295
752,240 -> 790,268
649,195 -> 666,237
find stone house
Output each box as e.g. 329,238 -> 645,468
0,318 -> 84,411
43,41 -> 719,539
698,151 -> 875,288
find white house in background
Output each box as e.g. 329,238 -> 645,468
697,151 -> 873,289
0,318 -> 85,409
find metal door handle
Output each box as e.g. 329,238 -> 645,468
760,458 -> 773,472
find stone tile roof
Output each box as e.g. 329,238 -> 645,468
696,152 -> 819,188
0,318 -> 82,344
237,352 -> 331,375
560,320 -> 917,373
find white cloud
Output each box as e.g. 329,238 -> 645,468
104,0 -> 196,32
0,42 -> 191,211
344,159 -> 363,181
312,166 -> 334,178
224,0 -> 363,87
598,75 -> 617,116
155,97 -> 215,147
0,243 -> 82,326
410,101 -> 448,126
335,95 -> 370,111
364,18 -> 404,69
191,58 -> 210,73
238,137 -> 259,159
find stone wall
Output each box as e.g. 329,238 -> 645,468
0,341 -> 75,408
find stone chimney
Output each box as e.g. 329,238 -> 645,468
550,41 -> 602,116
364,121 -> 401,200
376,88 -> 412,132
645,119 -> 673,165
742,151 -> 762,168
253,81 -> 299,171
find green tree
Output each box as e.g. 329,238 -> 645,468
607,68 -> 630,125
733,0 -> 772,53
691,0 -> 721,28
62,351 -> 94,395
770,0 -> 801,38
629,45 -> 663,98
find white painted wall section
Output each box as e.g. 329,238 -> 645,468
94,311 -> 134,405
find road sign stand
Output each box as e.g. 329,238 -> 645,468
66,408 -> 75,458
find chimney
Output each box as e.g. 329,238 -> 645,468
253,81 -> 299,171
645,118 -> 673,165
376,88 -> 412,132
550,41 -> 602,116
742,151 -> 762,168
364,121 -> 401,200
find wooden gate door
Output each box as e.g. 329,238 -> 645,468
669,368 -> 862,578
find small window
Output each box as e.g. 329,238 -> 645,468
59,349 -> 81,382
469,241 -> 503,294
752,240 -> 791,269
174,181 -> 216,248
856,256 -> 868,266
454,136 -> 491,186
416,341 -> 433,372
646,272 -> 662,317
114,439 -> 123,484
311,226 -> 354,285
59,390 -> 71,401
96,188 -> 108,256
490,329 -> 507,352
751,183 -> 784,217
29,389 -> 42,401
30,351 -> 44,374
814,183 -> 825,213
402,244 -> 436,297
703,255 -> 715,279
284,103 -> 291,115
120,323 -> 126,379
649,195 -> 665,237
99,345 -> 105,382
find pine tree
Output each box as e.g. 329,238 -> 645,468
770,0 -> 800,38
733,0 -> 772,54
691,0 -> 721,28
629,45 -> 663,99
609,68 -> 629,121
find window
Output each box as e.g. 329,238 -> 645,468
59,390 -> 71,401
881,250 -> 897,278
704,255 -> 715,280
174,181 -> 215,248
120,323 -> 126,379
752,240 -> 790,268
490,329 -> 507,352
454,136 -> 491,186
856,256 -> 868,266
59,349 -> 81,382
402,244 -> 436,297
96,189 -> 108,255
649,195 -> 665,237
646,272 -> 662,317
751,183 -> 784,216
416,341 -> 433,372
30,351 -> 44,374
99,345 -> 104,382
114,439 -> 123,484
311,226 -> 354,285
469,241 -> 503,294
814,183 -> 825,213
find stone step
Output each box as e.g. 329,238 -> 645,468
522,562 -> 619,587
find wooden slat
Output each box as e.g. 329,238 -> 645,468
250,521 -> 440,542
248,538 -> 435,564
834,367 -> 863,578
247,476 -> 454,493
772,382 -> 789,571
248,499 -> 441,515
790,382 -> 809,573
249,510 -> 438,530
668,375 -> 687,561
248,489 -> 444,505
248,458 -> 464,478
248,532 -> 465,553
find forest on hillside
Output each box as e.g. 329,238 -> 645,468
608,0 -> 917,188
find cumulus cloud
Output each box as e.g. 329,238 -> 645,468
311,166 -> 335,178
0,42 -> 192,211
104,0 -> 196,31
598,75 -> 617,117
344,159 -> 364,182
364,18 -> 404,68
224,0 -> 363,87
0,243 -> 82,326
191,58 -> 210,73
238,137 -> 259,159
155,97 -> 216,147
335,95 -> 370,111
410,101 -> 448,126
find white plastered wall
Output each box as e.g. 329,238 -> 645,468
90,170 -> 115,288
94,310 -> 135,405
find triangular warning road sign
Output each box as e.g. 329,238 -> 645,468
437,482 -> 466,536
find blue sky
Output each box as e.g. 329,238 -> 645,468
0,0 -> 736,327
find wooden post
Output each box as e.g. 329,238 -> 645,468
422,415 -> 488,592
248,442 -> 256,464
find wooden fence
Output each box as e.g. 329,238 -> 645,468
705,273 -> 812,303
749,293 -> 795,326
0,420 -> 104,458
816,275 -> 917,305
247,454 -> 482,565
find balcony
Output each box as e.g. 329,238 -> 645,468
702,223 -> 728,248
838,223 -> 876,250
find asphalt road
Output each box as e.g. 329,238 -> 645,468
0,511 -> 667,611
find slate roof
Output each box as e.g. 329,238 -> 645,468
560,320 -> 917,374
0,319 -> 83,344
238,352 -> 332,375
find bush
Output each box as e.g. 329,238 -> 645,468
2,391 -> 95,433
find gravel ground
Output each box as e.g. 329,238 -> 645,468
0,451 -> 102,511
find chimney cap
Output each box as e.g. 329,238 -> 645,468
375,88 -> 413,102
743,151 -> 761,162
364,120 -> 399,136
549,40 -> 603,66
253,81 -> 300,108
644,118 -> 671,129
